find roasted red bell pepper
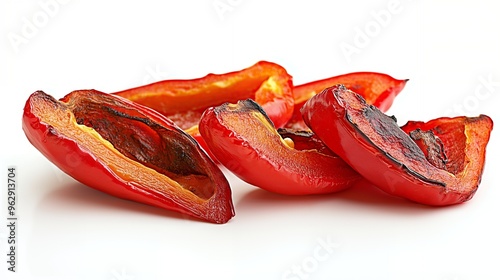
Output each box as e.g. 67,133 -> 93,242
199,99 -> 361,195
286,72 -> 408,130
22,90 -> 234,223
114,61 -> 294,148
301,85 -> 493,206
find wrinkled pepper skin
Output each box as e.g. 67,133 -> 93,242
199,99 -> 361,195
286,72 -> 407,130
22,90 -> 234,223
114,61 -> 294,143
301,85 -> 493,206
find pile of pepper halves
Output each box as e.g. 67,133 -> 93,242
22,61 -> 493,224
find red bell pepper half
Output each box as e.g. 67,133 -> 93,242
114,61 -> 294,146
286,72 -> 408,130
301,85 -> 493,206
22,90 -> 234,223
199,99 -> 361,195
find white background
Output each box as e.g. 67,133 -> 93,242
1,0 -> 499,279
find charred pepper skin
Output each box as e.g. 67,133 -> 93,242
301,85 -> 493,206
199,99 -> 361,196
22,90 -> 234,224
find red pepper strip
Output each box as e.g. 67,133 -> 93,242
22,90 -> 234,223
286,72 -> 407,130
301,85 -> 493,205
114,61 -> 294,145
199,99 -> 361,195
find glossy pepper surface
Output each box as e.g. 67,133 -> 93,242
286,72 -> 407,130
22,90 -> 234,223
301,85 -> 493,206
114,61 -> 294,139
199,99 -> 361,195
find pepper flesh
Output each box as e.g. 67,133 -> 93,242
114,61 -> 294,140
286,72 -> 407,130
22,90 -> 234,223
301,85 -> 493,206
199,99 -> 361,195
400,117 -> 490,177
277,128 -> 337,157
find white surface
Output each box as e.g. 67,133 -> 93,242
1,0 -> 499,279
